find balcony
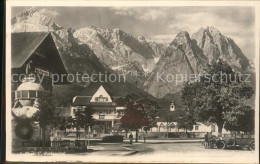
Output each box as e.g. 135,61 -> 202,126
93,114 -> 121,120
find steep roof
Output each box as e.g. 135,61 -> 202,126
11,32 -> 49,68
78,81 -> 131,98
11,32 -> 69,84
72,96 -> 92,106
75,81 -> 174,108
71,95 -> 119,107
155,109 -> 184,122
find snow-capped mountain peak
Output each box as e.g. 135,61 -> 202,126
12,7 -> 63,32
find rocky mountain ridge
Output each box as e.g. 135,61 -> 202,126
73,25 -> 167,85
192,26 -> 250,70
12,7 -> 253,101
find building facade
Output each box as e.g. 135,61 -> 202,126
149,101 -> 229,136
11,32 -> 68,100
71,84 -> 126,134
11,32 -> 68,147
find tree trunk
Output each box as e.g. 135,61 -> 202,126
76,128 -> 80,140
84,125 -> 86,146
40,127 -> 42,140
43,126 -> 46,142
42,126 -> 46,151
135,130 -> 138,142
166,123 -> 169,138
217,122 -> 224,135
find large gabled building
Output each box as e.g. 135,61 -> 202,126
71,82 -> 126,134
11,32 -> 68,101
71,82 -> 229,138
11,32 -> 68,147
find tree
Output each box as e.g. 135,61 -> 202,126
49,114 -> 61,137
177,110 -> 195,133
33,93 -> 55,147
50,115 -> 73,137
118,94 -> 160,142
71,105 -> 94,140
181,59 -> 254,134
224,107 -> 254,133
93,125 -> 104,137
111,123 -> 122,135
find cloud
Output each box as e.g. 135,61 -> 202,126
112,7 -> 167,21
139,9 -> 167,21
169,12 -> 238,35
170,11 -> 253,36
111,7 -> 255,60
113,7 -> 135,16
39,8 -> 59,18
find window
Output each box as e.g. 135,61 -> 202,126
195,126 -> 199,130
22,91 -> 29,98
96,95 -> 108,102
99,115 -> 105,119
16,91 -> 22,99
29,91 -> 36,98
159,123 -> 165,129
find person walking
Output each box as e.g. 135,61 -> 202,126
208,132 -> 213,149
129,133 -> 133,145
204,132 -> 209,149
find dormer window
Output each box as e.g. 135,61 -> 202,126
95,95 -> 108,102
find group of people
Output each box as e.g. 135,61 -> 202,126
128,132 -> 148,144
204,132 -> 214,149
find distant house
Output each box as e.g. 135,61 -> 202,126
150,102 -> 183,133
149,102 -> 229,136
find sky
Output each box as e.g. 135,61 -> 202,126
12,6 -> 255,61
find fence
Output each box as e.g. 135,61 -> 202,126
21,141 -> 51,147
141,132 -> 206,139
20,140 -> 86,147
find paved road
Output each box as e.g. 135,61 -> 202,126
74,142 -> 257,163
19,142 -> 257,163
86,142 -> 250,155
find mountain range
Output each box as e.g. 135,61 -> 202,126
11,7 -> 255,108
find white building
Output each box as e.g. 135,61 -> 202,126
70,83 -> 229,137
148,101 -> 229,136
71,83 -> 126,134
